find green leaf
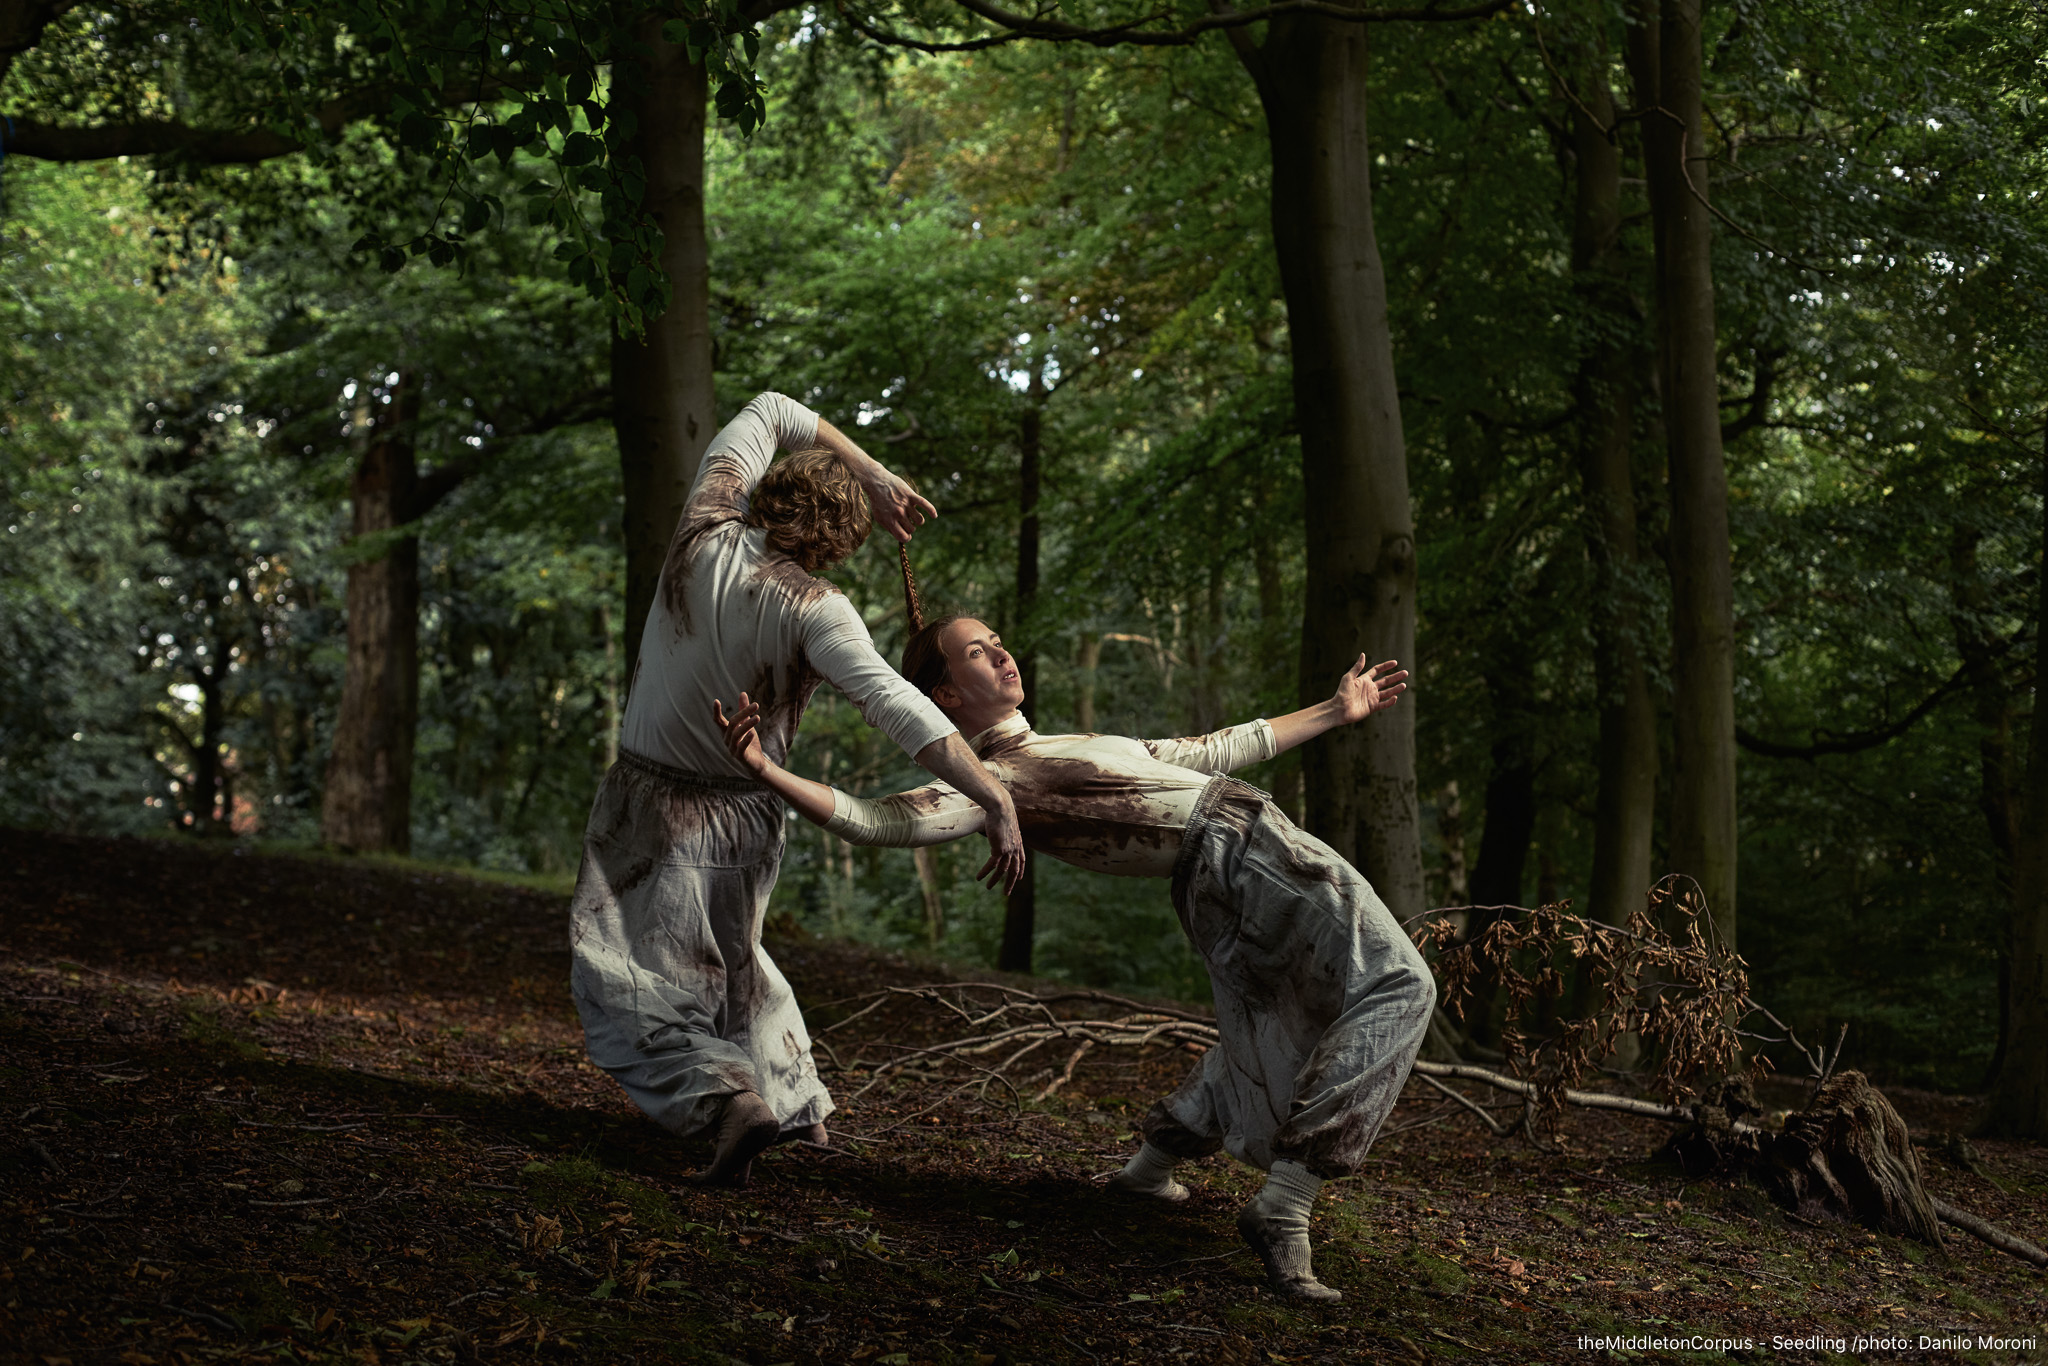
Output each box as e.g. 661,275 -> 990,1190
561,132 -> 598,167
398,112 -> 439,151
589,1277 -> 615,1300
377,248 -> 406,273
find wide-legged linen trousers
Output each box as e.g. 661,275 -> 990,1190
1145,778 -> 1436,1178
568,750 -> 832,1138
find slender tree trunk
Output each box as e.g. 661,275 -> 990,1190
322,379 -> 422,853
1251,512 -> 1304,821
1238,17 -> 1421,923
1570,61 -> 1659,935
1074,633 -> 1101,731
1984,426 -> 2048,1138
915,845 -> 945,946
1628,0 -> 1737,949
612,18 -> 715,691
1464,719 -> 1535,1048
1951,526 -> 2019,1084
1000,381 -> 1044,973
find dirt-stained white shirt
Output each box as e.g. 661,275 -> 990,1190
619,392 -> 955,777
822,712 -> 1277,878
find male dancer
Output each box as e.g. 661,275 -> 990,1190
714,603 -> 1433,1300
571,394 -> 1024,1187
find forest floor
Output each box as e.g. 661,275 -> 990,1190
1,830 -> 2045,1366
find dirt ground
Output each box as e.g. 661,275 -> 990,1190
2,829 -> 2044,1365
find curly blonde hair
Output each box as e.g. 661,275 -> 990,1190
742,448 -> 872,571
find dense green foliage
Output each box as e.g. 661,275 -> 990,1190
3,2 -> 2041,1086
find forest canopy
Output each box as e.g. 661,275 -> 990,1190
2,0 -> 2043,1111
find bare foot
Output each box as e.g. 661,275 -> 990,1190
776,1122 -> 829,1147
1237,1201 -> 1342,1302
691,1092 -> 779,1187
1108,1169 -> 1189,1203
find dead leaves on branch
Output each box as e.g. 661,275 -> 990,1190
1423,877 -> 1770,1138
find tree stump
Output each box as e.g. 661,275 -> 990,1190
1755,1071 -> 1943,1244
1657,1074 -> 1767,1179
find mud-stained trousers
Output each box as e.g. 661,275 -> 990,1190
568,751 -> 833,1138
1144,778 -> 1435,1178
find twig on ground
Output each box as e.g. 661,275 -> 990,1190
1035,1041 -> 1094,1101
1416,1072 -> 1513,1136
29,1139 -> 65,1175
164,1301 -> 241,1335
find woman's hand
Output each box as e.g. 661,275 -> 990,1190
862,466 -> 939,544
714,693 -> 770,776
1331,656 -> 1408,724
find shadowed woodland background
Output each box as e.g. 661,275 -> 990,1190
2,0 -> 2045,1120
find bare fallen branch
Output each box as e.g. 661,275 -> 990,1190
1932,1199 -> 2048,1267
1414,1072 -> 1511,1136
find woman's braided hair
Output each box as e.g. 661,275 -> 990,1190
897,544 -> 960,700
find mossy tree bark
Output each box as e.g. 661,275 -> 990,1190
1232,10 -> 1423,927
611,17 -> 716,694
1569,60 -> 1659,943
1627,0 -> 1738,950
1984,427 -> 2048,1138
322,380 -> 423,854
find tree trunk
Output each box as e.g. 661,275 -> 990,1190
1569,61 -> 1659,935
1984,425 -> 2048,1137
322,378 -> 422,854
1463,724 -> 1534,1048
1239,16 -> 1422,924
1074,632 -> 1101,732
1950,526 -> 2019,1084
1628,0 -> 1737,950
1000,383 -> 1044,973
915,845 -> 945,946
1252,504 -> 1304,821
612,18 -> 716,694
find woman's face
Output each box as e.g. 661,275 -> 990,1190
933,618 -> 1024,717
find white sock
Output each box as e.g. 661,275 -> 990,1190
1110,1141 -> 1189,1201
1238,1160 -> 1337,1298
1247,1159 -> 1323,1233
1118,1142 -> 1181,1191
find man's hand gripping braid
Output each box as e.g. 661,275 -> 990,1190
715,694 -> 1026,895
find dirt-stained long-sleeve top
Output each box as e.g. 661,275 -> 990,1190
618,391 -> 954,777
821,712 -> 1277,878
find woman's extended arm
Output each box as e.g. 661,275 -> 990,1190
715,695 -> 989,854
1264,656 -> 1409,755
714,693 -> 838,825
